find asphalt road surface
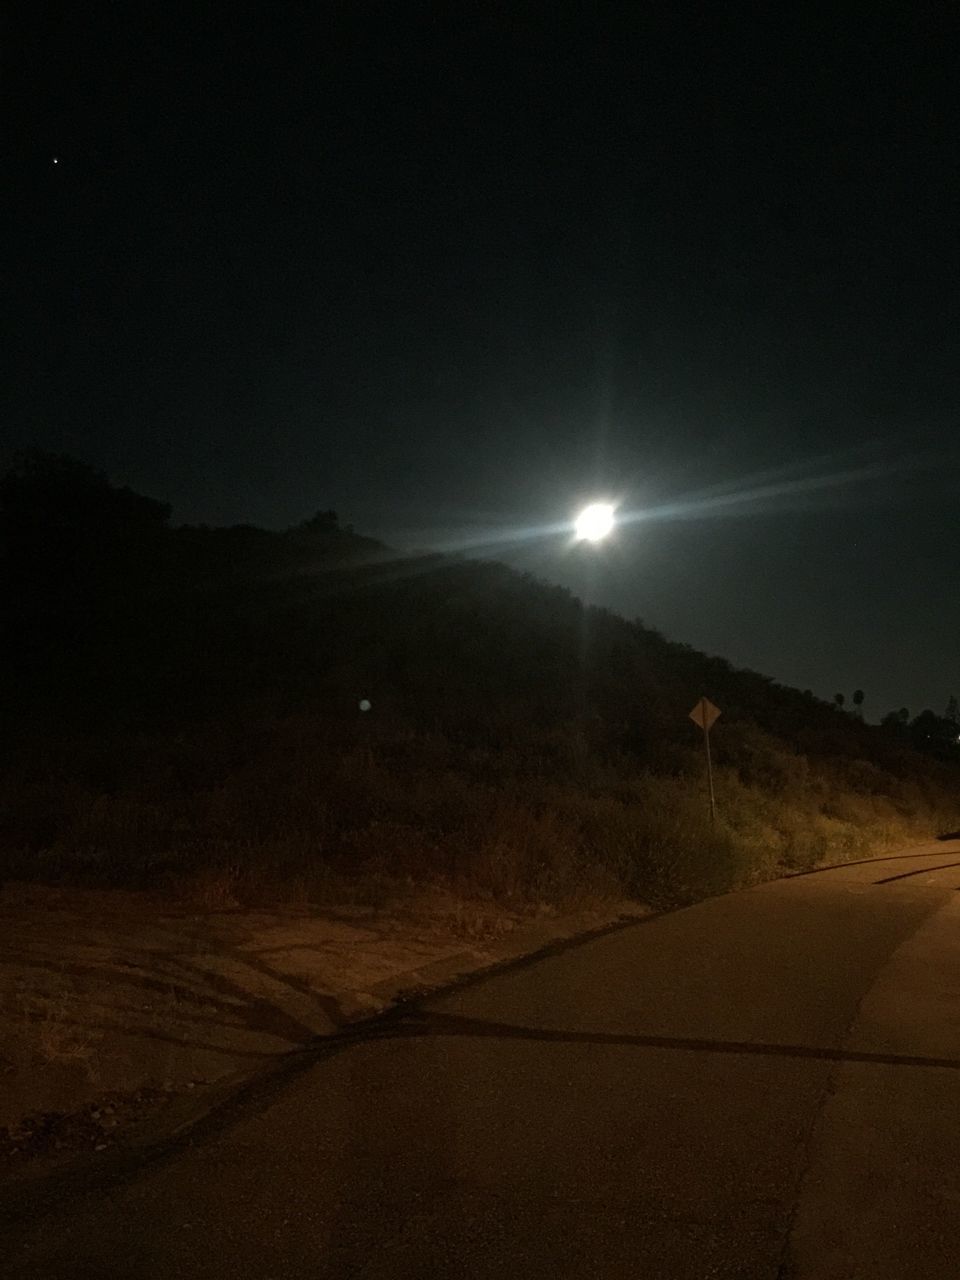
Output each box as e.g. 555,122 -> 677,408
4,842 -> 960,1279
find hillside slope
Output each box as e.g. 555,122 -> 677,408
1,454 -> 956,907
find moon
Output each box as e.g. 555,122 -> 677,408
574,502 -> 616,542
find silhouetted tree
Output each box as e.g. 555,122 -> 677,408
300,509 -> 339,533
881,707 -> 910,734
909,709 -> 960,760
833,693 -> 845,710
946,695 -> 959,726
852,689 -> 865,717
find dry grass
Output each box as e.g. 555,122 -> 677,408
0,715 -> 953,914
437,897 -> 520,942
15,988 -> 103,1082
168,866 -> 243,910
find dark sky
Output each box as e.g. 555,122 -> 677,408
4,3 -> 958,718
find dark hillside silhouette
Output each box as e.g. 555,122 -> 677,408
0,456 -> 955,906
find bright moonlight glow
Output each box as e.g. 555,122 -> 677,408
574,502 -> 615,542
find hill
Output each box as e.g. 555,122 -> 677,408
1,453 -> 956,908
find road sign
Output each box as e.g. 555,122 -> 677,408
688,697 -> 721,732
688,697 -> 720,823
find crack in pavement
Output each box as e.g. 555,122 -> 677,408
873,860 -> 960,884
389,1010 -> 960,1072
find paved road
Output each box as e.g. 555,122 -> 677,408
4,842 -> 960,1279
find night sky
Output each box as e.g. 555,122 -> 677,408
4,4 -> 958,719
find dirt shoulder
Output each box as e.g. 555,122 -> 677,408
0,882 -> 642,1177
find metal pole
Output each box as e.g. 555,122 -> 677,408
703,725 -> 716,824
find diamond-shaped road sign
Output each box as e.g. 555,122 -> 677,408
689,697 -> 721,732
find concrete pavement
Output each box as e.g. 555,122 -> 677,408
3,842 -> 960,1278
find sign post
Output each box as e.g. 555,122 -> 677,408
688,697 -> 721,823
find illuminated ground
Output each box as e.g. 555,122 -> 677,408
3,842 -> 960,1279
